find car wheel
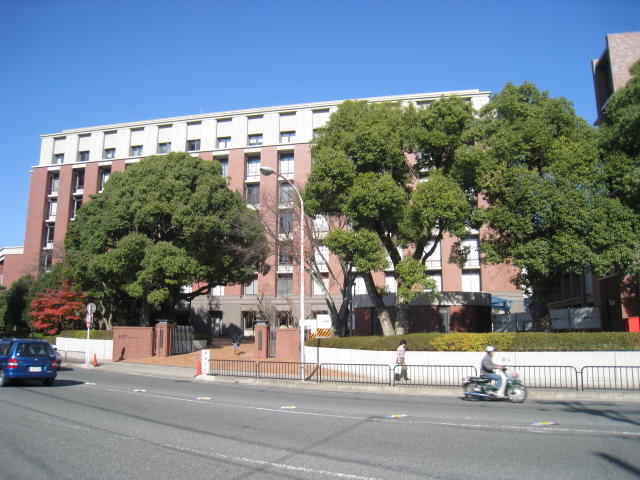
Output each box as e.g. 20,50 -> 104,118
0,369 -> 8,387
42,378 -> 54,387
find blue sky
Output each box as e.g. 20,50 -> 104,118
0,0 -> 639,249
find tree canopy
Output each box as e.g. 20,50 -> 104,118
305,98 -> 476,335
470,82 -> 639,331
65,152 -> 270,326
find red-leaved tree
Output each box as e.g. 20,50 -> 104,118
29,282 -> 86,334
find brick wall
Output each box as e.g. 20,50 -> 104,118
112,326 -> 154,360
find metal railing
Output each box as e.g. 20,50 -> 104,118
398,365 -> 478,387
581,366 -> 640,390
510,366 -> 580,390
207,360 -> 640,391
319,364 -> 391,385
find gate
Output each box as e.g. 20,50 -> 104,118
172,325 -> 195,354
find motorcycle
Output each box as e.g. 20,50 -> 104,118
462,368 -> 527,403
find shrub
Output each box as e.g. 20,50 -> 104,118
306,332 -> 640,351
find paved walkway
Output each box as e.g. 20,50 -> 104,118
121,337 -> 258,368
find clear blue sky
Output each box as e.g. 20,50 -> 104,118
0,0 -> 638,248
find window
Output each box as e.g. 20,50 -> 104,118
277,274 -> 293,295
47,200 -> 57,220
187,139 -> 200,151
52,153 -> 64,165
248,134 -> 263,146
278,241 -> 293,266
279,209 -> 294,235
279,153 -> 294,178
385,272 -> 397,293
313,273 -> 329,295
71,197 -> 83,219
158,142 -> 171,154
246,156 -> 260,181
100,167 -> 111,191
462,271 -> 481,292
42,251 -> 53,273
244,276 -> 258,295
425,241 -> 442,269
462,237 -> 480,268
279,182 -> 296,206
104,148 -> 116,159
313,215 -> 329,236
210,285 -> 225,296
353,275 -> 367,295
216,157 -> 228,177
44,224 -> 55,249
245,184 -> 260,205
315,245 -> 329,270
78,151 -> 90,162
430,273 -> 442,292
131,145 -> 143,156
74,170 -> 85,193
217,137 -> 231,149
280,131 -> 296,143
49,173 -> 59,195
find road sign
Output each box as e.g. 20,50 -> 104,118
85,313 -> 93,328
87,303 -> 96,314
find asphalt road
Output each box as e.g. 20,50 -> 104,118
1,367 -> 639,480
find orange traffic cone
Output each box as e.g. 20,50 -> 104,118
92,354 -> 99,367
195,360 -> 202,377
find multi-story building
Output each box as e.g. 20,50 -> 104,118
7,89 -> 523,335
592,31 -> 640,125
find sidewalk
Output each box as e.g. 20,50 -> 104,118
75,338 -> 640,402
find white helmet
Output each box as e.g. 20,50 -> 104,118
485,346 -> 495,352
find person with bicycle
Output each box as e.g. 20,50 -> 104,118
481,346 -> 506,397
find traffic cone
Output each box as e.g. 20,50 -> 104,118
195,360 -> 202,377
92,354 -> 99,367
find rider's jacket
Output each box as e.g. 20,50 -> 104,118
480,353 -> 497,375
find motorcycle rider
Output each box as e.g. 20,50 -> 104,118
481,346 -> 506,398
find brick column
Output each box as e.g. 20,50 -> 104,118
254,323 -> 270,359
155,322 -> 174,357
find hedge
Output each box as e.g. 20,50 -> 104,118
307,332 -> 640,352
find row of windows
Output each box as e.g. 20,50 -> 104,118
214,269 -> 483,298
51,131 -> 299,165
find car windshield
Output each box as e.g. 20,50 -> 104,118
17,343 -> 53,357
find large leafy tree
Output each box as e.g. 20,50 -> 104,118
470,82 -> 639,331
0,276 -> 32,331
66,152 -> 270,326
305,98 -> 476,335
600,59 -> 640,213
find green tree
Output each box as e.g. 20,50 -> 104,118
305,98 -> 476,335
470,82 -> 639,331
1,276 -> 32,331
65,152 -> 270,326
600,59 -> 640,213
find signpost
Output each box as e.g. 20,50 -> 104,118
85,303 -> 96,364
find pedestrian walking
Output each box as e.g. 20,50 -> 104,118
396,339 -> 409,381
232,331 -> 242,356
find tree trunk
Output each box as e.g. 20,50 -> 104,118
529,274 -> 560,332
394,297 -> 409,335
362,272 -> 395,336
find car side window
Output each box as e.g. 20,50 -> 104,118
0,342 -> 9,355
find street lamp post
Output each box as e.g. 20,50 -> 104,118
260,166 -> 306,379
